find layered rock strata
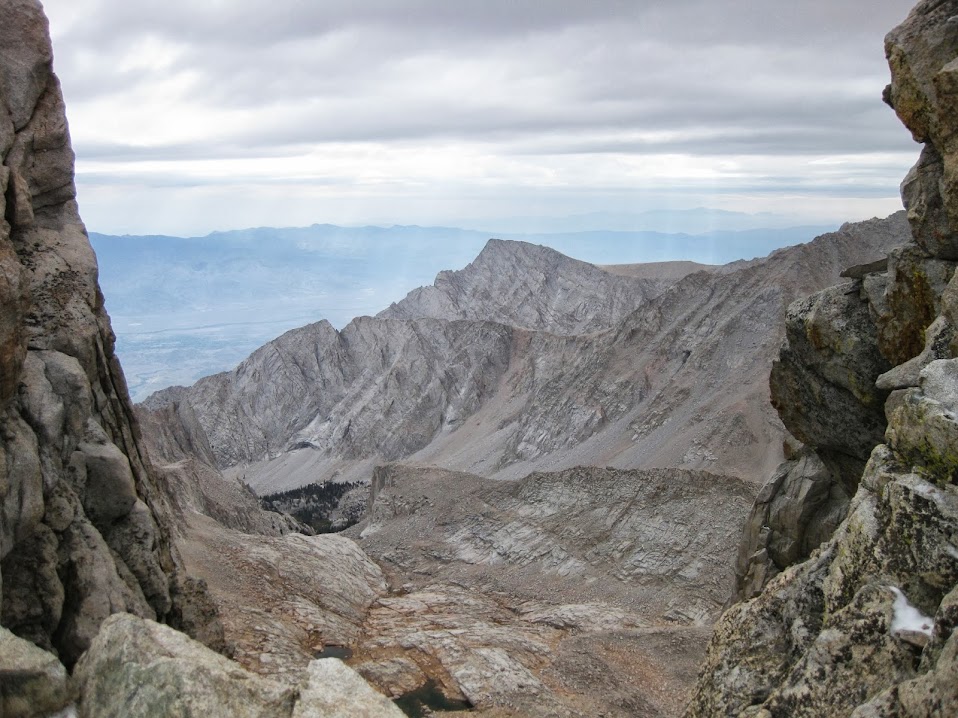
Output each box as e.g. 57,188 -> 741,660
689,2 -> 958,715
146,217 -> 908,496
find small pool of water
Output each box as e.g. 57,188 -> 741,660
394,679 -> 472,716
313,645 -> 353,660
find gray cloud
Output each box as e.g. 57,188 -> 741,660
43,0 -> 920,233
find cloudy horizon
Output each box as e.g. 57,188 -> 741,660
43,0 -> 919,236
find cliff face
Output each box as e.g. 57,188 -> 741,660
0,0 -> 215,667
688,1 -> 958,715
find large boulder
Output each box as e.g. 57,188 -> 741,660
74,613 -> 404,718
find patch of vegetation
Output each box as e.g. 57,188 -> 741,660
261,481 -> 363,534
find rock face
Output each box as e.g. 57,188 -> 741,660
688,2 -> 958,715
355,464 -> 756,623
74,613 -> 406,718
0,0 -> 215,667
147,217 -> 909,495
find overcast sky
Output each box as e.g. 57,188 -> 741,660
41,0 -> 920,236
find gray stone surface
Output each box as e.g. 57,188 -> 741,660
687,3 -> 958,715
0,625 -> 73,718
74,613 -> 295,718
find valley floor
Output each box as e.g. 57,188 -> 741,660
177,464 -> 753,717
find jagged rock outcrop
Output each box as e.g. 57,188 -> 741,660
688,2 -> 958,714
146,218 -> 908,495
0,0 -> 219,669
74,613 -> 406,718
378,237 -> 683,333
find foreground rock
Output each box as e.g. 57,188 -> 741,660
74,613 -> 405,718
0,0 -> 218,667
688,2 -> 958,714
0,625 -> 73,717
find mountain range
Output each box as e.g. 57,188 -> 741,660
91,223 -> 833,400
144,215 -> 909,494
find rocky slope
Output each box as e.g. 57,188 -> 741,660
174,461 -> 754,717
146,216 -> 908,495
340,463 -> 754,715
686,1 -> 958,715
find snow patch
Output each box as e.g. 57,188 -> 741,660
46,706 -> 77,718
889,586 -> 934,637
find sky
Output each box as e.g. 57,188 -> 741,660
41,0 -> 921,237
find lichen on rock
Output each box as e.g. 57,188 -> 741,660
688,1 -> 958,715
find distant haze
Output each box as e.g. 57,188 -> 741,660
42,0 -> 917,235
93,222 -> 837,400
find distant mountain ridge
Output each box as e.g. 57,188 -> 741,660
378,238 -> 703,334
91,222 -> 833,400
143,214 -> 909,493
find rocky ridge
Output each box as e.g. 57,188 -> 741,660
146,215 -> 909,495
687,1 -> 958,715
378,237 -> 686,334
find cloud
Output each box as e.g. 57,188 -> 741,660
42,0 -> 919,234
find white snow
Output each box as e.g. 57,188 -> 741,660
889,586 -> 934,637
46,706 -> 77,718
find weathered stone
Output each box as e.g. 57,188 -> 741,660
0,625 -> 73,718
0,0 -> 217,663
771,283 -> 892,488
103,500 -> 172,618
77,439 -> 138,524
56,511 -> 155,665
885,359 -> 958,483
74,613 -> 404,718
735,449 -> 848,599
874,244 -> 956,365
293,658 -> 405,718
1,522 -> 62,651
0,413 -> 42,559
886,0 -> 958,255
74,613 -> 296,718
